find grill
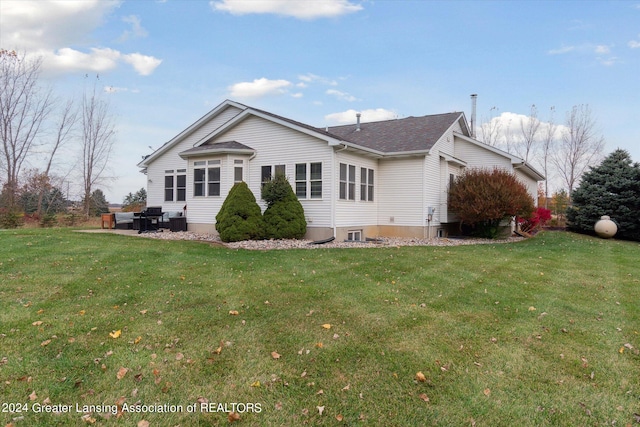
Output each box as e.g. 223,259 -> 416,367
138,206 -> 163,233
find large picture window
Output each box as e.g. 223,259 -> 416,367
295,162 -> 322,199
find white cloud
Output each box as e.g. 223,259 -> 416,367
36,47 -> 162,76
122,53 -> 163,75
211,0 -> 362,19
0,0 -> 162,76
325,108 -> 397,124
629,35 -> 640,48
298,73 -> 338,86
548,46 -> 575,55
594,45 -> 610,54
228,78 -> 292,98
119,15 -> 149,42
326,89 -> 358,102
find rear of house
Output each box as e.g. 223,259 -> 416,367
138,100 -> 544,240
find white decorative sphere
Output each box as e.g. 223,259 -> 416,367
594,215 -> 617,238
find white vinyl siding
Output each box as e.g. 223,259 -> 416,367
377,157 -> 425,226
185,116 -> 333,227
144,105 -> 242,209
335,151 -> 377,228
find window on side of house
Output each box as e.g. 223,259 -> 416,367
347,230 -> 362,241
295,163 -> 307,198
339,163 -> 356,200
164,170 -> 174,201
234,160 -> 244,183
310,162 -> 322,199
360,167 -> 374,202
296,162 -> 322,199
207,160 -> 221,196
193,162 -> 206,197
176,169 -> 186,201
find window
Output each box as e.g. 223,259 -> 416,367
339,163 -> 356,200
194,162 -> 206,197
261,164 -> 285,186
176,170 -> 186,201
194,160 -> 220,197
360,168 -> 374,201
347,230 -> 362,241
295,162 -> 322,199
164,174 -> 174,202
165,169 -> 186,202
234,160 -> 244,183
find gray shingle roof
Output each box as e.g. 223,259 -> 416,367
179,140 -> 255,158
321,112 -> 463,153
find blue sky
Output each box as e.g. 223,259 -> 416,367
2,0 -> 639,203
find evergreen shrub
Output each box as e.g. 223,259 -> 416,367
262,174 -> 307,239
215,182 -> 265,242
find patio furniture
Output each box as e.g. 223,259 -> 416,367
101,213 -> 115,229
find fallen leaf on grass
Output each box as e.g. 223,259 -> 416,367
134,336 -> 142,344
415,372 -> 427,382
32,321 -> 43,326
336,414 -> 344,421
109,330 -> 121,339
419,393 -> 430,402
271,351 -> 281,360
29,390 -> 37,401
483,388 -> 491,396
40,339 -> 51,347
228,412 -> 240,422
315,342 -> 323,348
175,353 -> 184,361
250,381 -> 260,387
317,406 -> 325,415
321,324 -> 331,330
229,310 -> 239,315
116,367 -> 128,380
342,384 -> 350,391
137,421 -> 149,427
81,414 -> 96,424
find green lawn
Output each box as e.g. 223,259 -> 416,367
0,229 -> 638,426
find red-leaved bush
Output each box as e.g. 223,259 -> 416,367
519,207 -> 552,234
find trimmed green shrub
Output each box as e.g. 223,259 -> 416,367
448,168 -> 534,238
567,149 -> 640,241
262,174 -> 307,239
215,182 -> 265,242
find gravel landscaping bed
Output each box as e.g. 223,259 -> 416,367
141,231 -> 524,250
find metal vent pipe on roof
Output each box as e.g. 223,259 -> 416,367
470,94 -> 477,138
356,112 -> 361,131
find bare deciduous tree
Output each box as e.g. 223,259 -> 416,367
539,107 -> 557,208
552,104 -> 604,195
516,104 -> 541,163
80,80 -> 116,216
0,49 -> 53,209
37,99 -> 77,216
480,107 -> 502,146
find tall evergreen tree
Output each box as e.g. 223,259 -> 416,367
567,149 -> 640,241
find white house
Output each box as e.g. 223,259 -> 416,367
137,99 -> 544,240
